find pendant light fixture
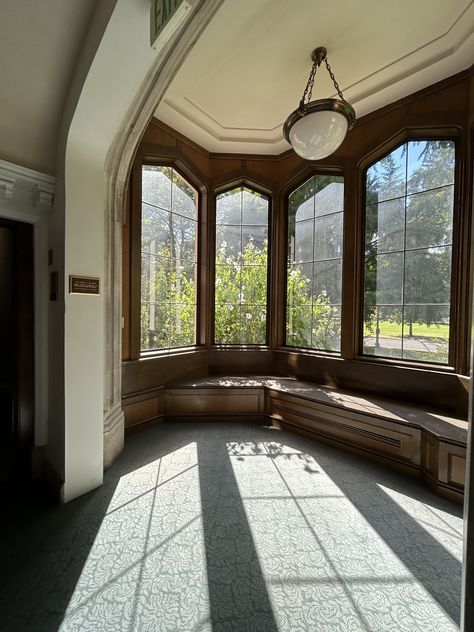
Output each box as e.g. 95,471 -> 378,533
283,47 -> 355,160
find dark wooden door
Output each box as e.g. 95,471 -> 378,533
0,219 -> 33,484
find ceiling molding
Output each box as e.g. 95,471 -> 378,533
0,159 -> 55,219
348,2 -> 474,106
163,97 -> 284,141
156,0 -> 474,155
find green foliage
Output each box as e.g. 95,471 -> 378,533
141,253 -> 196,350
214,238 -> 267,344
286,265 -> 340,350
141,231 -> 339,350
363,140 -> 454,363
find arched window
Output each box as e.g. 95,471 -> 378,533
286,174 -> 344,352
214,186 -> 269,345
140,165 -> 198,351
363,140 -> 455,364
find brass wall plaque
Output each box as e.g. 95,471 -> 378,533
69,276 -> 100,295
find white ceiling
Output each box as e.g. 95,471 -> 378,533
0,1 -> 472,174
0,1 -> 97,174
156,0 -> 474,155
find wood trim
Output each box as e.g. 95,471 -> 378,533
130,150 -> 208,353
123,68 -> 473,418
351,65 -> 474,129
129,156 -> 142,360
125,416 -> 164,436
355,128 -> 465,370
122,180 -> 132,360
277,166 -> 346,351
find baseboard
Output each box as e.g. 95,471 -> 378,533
125,415 -> 164,436
421,470 -> 464,504
165,414 -> 268,424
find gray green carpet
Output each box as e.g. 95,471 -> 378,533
0,423 -> 463,631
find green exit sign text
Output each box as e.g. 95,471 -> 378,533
151,0 -> 183,44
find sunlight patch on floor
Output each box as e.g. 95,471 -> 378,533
59,442 -> 211,632
52,427 -> 463,632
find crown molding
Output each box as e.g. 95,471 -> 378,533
156,0 -> 474,154
0,159 -> 55,221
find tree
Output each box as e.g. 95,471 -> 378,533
214,238 -> 267,344
140,177 -> 344,353
286,263 -> 339,350
363,140 -> 454,361
404,141 -> 453,332
287,175 -> 344,351
364,147 -> 406,328
141,166 -> 197,350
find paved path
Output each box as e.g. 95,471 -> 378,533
365,336 -> 445,352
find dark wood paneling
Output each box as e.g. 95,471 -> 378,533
421,433 -> 438,479
208,349 -> 275,376
268,390 -> 421,466
165,387 -> 264,419
449,452 -> 466,488
421,435 -> 466,504
273,350 -> 469,416
440,441 -> 467,488
122,350 -> 209,397
124,398 -> 162,428
123,386 -> 165,434
123,66 -> 474,424
273,419 -> 420,479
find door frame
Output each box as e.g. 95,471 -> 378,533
0,159 -> 54,472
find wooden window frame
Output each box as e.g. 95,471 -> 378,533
123,119 -> 470,389
283,171 -> 346,355
278,166 -> 347,357
354,128 -> 467,374
210,179 -> 273,348
126,150 -> 207,361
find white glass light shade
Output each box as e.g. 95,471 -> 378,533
283,98 -> 356,161
289,110 -> 348,160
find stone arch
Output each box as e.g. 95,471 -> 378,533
57,0 -> 224,501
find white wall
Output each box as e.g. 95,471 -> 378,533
54,0 -> 224,502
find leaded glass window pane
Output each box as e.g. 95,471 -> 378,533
141,166 -> 198,351
286,175 -> 344,352
214,187 -> 269,345
363,140 -> 455,364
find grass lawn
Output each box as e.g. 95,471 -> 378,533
364,320 -> 449,340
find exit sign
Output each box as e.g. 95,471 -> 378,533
151,0 -> 185,47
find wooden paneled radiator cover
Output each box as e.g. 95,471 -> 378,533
122,376 -> 468,503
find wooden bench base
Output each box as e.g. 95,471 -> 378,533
122,376 -> 468,504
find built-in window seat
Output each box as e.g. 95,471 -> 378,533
123,375 -> 468,503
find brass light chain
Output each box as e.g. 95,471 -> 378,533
299,62 -> 318,109
299,50 -> 347,108
324,58 -> 346,101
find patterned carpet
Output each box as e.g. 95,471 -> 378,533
0,423 -> 463,631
